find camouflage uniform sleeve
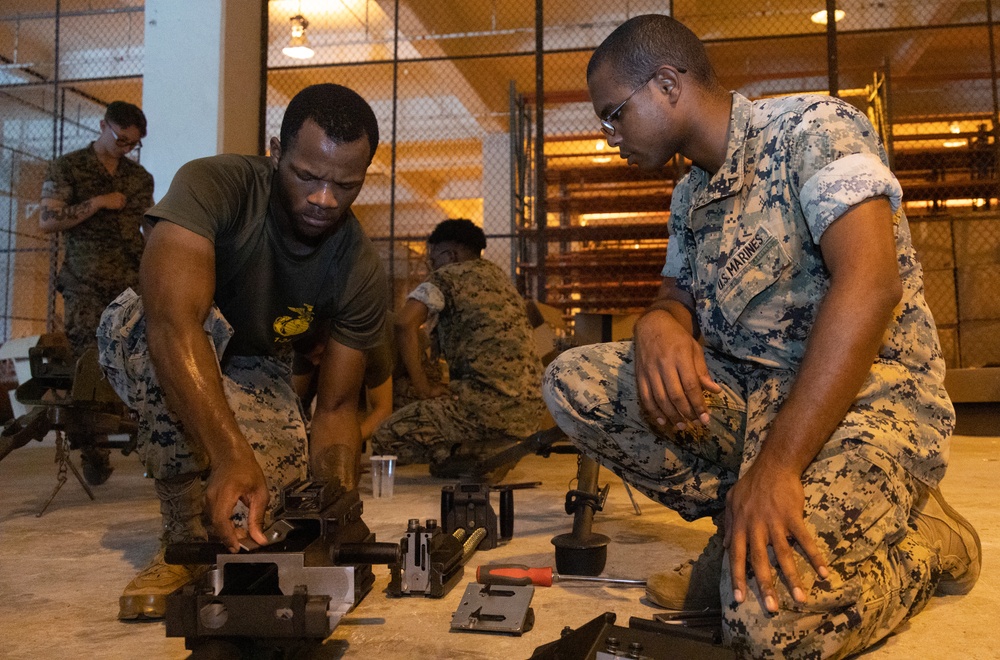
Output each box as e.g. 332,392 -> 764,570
661,178 -> 694,293
792,101 -> 903,244
41,156 -> 74,203
408,281 -> 446,315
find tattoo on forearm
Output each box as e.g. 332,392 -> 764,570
41,200 -> 94,226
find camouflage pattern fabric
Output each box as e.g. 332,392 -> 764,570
664,93 -> 953,486
62,283 -> 128,360
391,329 -> 443,410
372,258 -> 544,465
722,443 -> 938,659
97,289 -> 308,514
42,144 -> 153,357
543,94 -> 954,657
370,394 -> 519,466
544,342 -> 939,658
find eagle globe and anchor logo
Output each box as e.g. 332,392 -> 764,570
272,303 -> 314,342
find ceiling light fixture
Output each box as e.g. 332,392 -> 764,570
810,9 -> 846,25
282,14 -> 315,59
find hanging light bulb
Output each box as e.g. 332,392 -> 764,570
282,14 -> 315,59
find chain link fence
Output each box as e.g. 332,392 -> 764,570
266,0 -> 999,366
1,1 -> 997,369
0,1 -> 144,346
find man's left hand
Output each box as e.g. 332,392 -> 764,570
724,457 -> 829,613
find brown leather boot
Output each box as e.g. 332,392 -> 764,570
910,486 -> 981,596
118,474 -> 209,620
646,527 -> 725,610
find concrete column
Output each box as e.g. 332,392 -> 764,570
482,131 -> 513,278
142,0 -> 262,201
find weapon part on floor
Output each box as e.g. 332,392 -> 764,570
163,478 -> 398,656
387,518 -> 487,598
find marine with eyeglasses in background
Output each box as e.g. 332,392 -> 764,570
39,100 -> 154,486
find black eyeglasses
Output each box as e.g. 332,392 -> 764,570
600,68 -> 687,137
108,123 -> 142,151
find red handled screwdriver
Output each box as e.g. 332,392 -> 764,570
476,564 -> 646,587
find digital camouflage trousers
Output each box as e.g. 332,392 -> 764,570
543,341 -> 942,659
96,289 -> 308,515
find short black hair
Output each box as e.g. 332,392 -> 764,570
105,101 -> 148,137
428,218 -> 487,253
280,83 -> 379,159
588,14 -> 718,89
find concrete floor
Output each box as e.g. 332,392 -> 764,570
0,435 -> 995,659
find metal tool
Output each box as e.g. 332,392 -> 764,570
530,611 -> 735,659
239,519 -> 296,552
441,480 -> 539,550
450,583 -> 535,636
477,563 -> 645,587
551,454 -> 611,575
653,608 -> 724,629
164,478 -> 400,656
388,519 -> 487,598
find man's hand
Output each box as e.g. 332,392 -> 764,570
724,457 -> 828,613
39,192 -> 125,233
634,308 -> 720,430
98,191 -> 127,210
415,382 -> 451,400
203,445 -> 270,553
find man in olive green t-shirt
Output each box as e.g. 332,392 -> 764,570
97,84 -> 387,621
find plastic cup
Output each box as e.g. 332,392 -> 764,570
370,455 -> 397,498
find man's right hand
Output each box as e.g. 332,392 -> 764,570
416,382 -> 452,400
203,446 -> 270,552
98,192 -> 127,210
633,308 -> 720,430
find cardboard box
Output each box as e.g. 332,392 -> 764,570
573,312 -> 642,346
525,299 -> 567,363
959,319 -> 1000,368
952,215 -> 1000,268
909,219 -> 954,271
958,264 -> 1000,321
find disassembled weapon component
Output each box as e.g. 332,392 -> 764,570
164,478 -> 399,656
552,455 -> 611,576
450,582 -> 535,636
441,481 -> 539,550
388,518 -> 487,598
530,611 -> 735,659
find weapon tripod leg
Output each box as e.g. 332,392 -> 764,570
36,431 -> 94,517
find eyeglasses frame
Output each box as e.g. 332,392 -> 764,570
600,67 -> 687,137
106,122 -> 142,151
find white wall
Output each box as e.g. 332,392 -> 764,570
143,0 -> 261,201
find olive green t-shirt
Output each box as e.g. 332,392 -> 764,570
146,154 -> 386,357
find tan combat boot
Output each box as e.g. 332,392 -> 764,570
910,486 -> 981,596
646,527 -> 725,611
118,474 -> 210,620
